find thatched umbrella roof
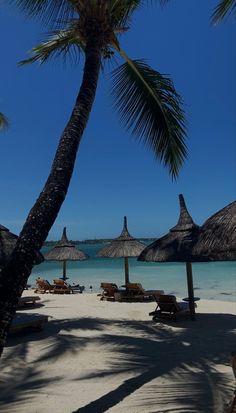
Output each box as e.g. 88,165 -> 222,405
192,200 -> 236,261
44,227 -> 89,280
0,224 -> 43,268
138,194 -> 199,262
138,194 -> 199,320
45,227 -> 88,261
97,216 -> 145,258
96,216 -> 145,285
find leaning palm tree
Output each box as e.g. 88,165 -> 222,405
0,0 -> 187,355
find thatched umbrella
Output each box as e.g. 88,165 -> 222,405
44,227 -> 89,280
96,216 -> 145,285
0,224 -> 43,268
192,201 -> 236,261
138,194 -> 199,320
0,224 -> 18,268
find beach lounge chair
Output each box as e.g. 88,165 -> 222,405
18,296 -> 41,308
70,283 -> 85,293
99,282 -> 119,300
149,294 -> 192,321
113,283 -> 164,302
9,313 -> 49,334
35,278 -> 54,293
125,283 -> 164,302
53,279 -> 73,294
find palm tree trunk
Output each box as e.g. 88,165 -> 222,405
0,38 -> 102,356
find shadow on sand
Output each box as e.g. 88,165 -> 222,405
1,312 -> 235,412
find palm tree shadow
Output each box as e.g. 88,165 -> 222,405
1,316 -> 111,411
1,313 -> 235,412
71,313 -> 236,413
0,344 -> 62,410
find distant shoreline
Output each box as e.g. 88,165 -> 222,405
44,238 -> 156,246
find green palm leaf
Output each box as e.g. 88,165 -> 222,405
212,0 -> 236,23
19,25 -> 84,65
111,58 -> 187,178
0,112 -> 9,130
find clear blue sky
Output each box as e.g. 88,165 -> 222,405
0,1 -> 235,241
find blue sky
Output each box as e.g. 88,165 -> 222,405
0,1 -> 235,241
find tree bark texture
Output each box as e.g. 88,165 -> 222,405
0,38 -> 102,356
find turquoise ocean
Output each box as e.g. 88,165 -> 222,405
29,242 -> 236,302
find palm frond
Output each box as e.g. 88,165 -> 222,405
19,25 -> 84,65
109,0 -> 142,27
160,0 -> 236,23
11,0 -> 167,30
11,0 -> 75,28
212,0 -> 236,23
0,112 -> 9,130
110,0 -> 170,23
111,57 -> 187,178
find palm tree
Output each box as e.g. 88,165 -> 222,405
0,0 -> 187,355
0,112 -> 8,130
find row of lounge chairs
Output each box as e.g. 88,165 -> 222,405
99,282 -> 196,321
35,278 -> 85,294
11,280 -> 194,335
99,282 -> 164,302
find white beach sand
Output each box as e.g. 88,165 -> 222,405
1,291 -> 236,413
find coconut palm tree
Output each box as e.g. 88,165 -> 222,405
0,0 -> 187,355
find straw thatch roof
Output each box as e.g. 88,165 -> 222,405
192,200 -> 236,261
0,224 -> 18,268
44,227 -> 88,261
0,224 -> 43,267
96,216 -> 145,258
138,194 -> 199,262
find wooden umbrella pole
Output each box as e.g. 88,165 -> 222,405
63,261 -> 67,281
186,262 -> 195,321
124,257 -> 130,285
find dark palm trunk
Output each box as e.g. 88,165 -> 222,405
0,38 -> 102,356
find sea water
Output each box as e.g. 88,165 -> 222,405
29,242 -> 236,302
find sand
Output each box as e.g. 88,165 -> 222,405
0,291 -> 236,413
